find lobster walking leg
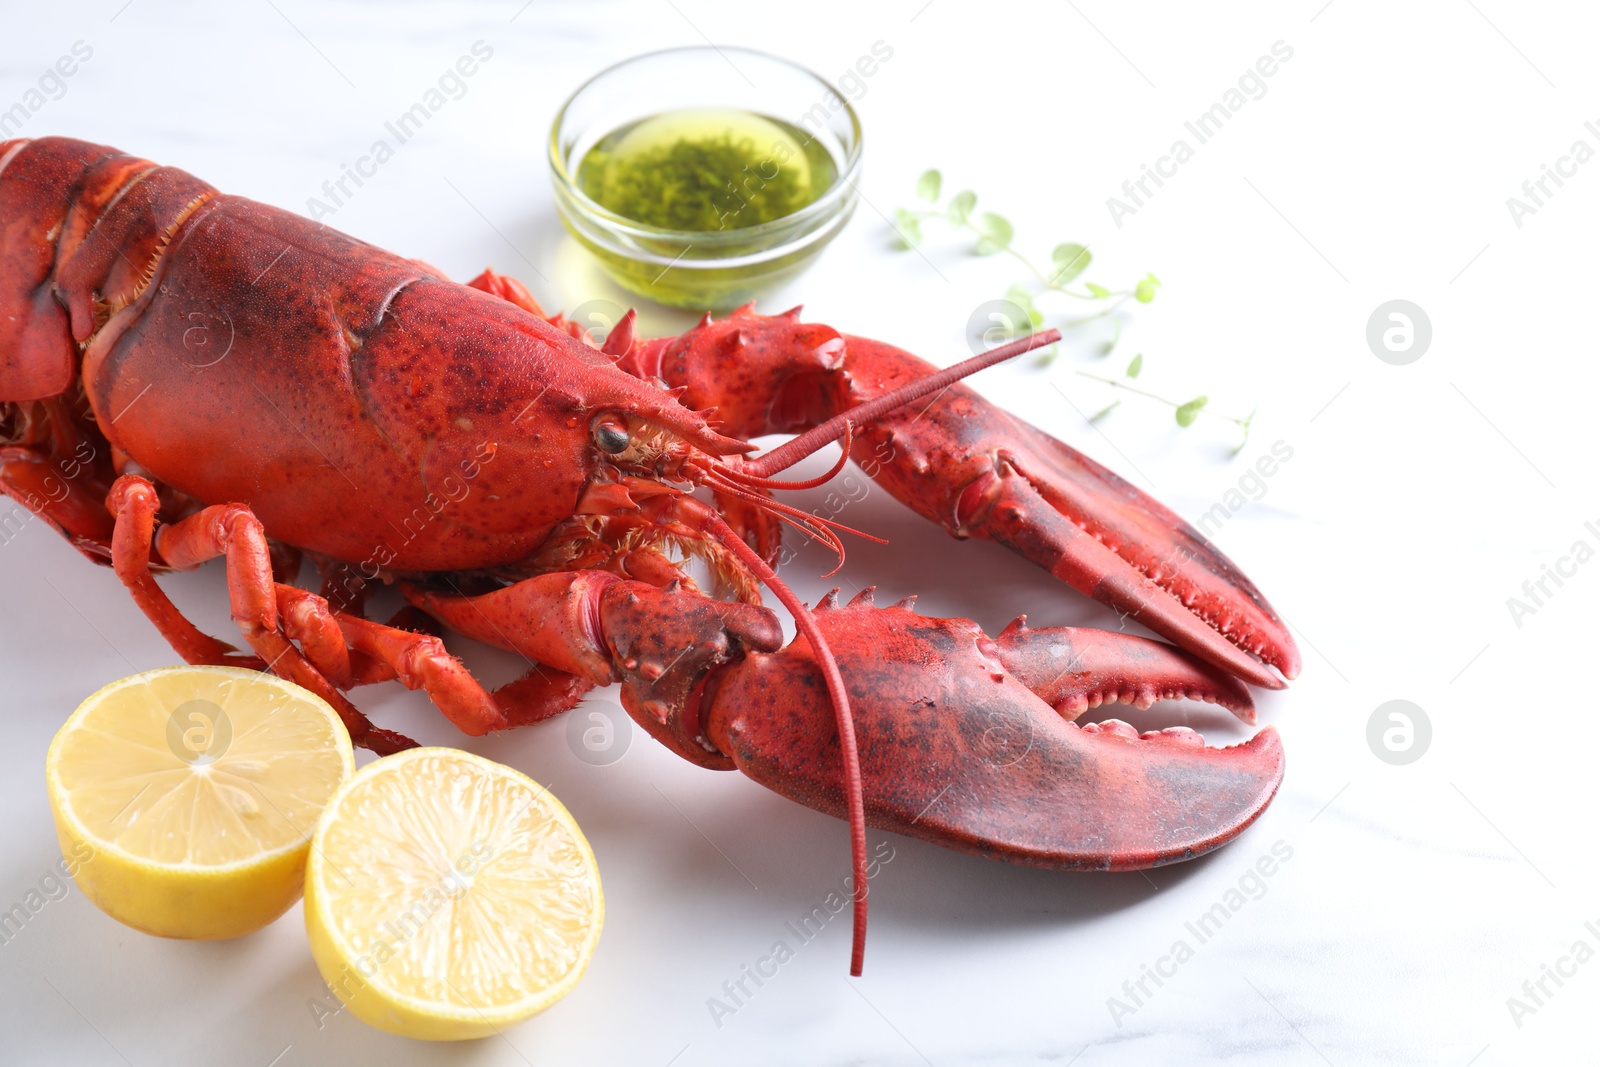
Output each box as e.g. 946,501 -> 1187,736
275,585 -> 428,689
335,611 -> 595,734
106,477 -> 263,669
106,476 -> 415,754
315,558 -> 371,617
275,585 -> 356,688
406,569 -> 783,766
466,268 -> 598,345
0,446 -> 115,563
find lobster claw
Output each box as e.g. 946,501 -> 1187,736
704,591 -> 1283,869
599,579 -> 782,769
626,312 -> 1299,690
951,412 -> 1300,692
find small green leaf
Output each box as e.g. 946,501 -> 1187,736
974,212 -> 1014,247
1126,353 -> 1143,378
916,169 -> 942,203
1090,399 -> 1122,422
1175,395 -> 1208,427
1085,282 -> 1112,299
1051,243 -> 1091,283
1134,272 -> 1161,303
998,287 -> 1039,335
947,190 -> 977,224
892,208 -> 922,247
975,237 -> 1001,255
1233,407 -> 1257,454
1004,283 -> 1034,308
1034,344 -> 1059,367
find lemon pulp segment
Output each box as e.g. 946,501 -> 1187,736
304,748 -> 602,1040
46,666 -> 354,939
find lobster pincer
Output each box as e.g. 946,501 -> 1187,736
618,308 -> 1301,690
707,589 -> 1280,871
415,573 -> 1280,873
409,563 -> 1273,870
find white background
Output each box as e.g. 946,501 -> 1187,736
0,1 -> 1593,1064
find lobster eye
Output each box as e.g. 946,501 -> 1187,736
593,418 -> 631,455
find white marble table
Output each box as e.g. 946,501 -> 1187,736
1,1 -> 1593,1063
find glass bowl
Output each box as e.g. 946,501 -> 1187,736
549,46 -> 862,311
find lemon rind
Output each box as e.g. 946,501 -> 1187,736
46,666 -> 355,875
305,746 -> 604,1032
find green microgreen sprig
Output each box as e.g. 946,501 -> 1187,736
895,168 -> 1255,452
894,169 -> 1159,358
1078,353 -> 1256,452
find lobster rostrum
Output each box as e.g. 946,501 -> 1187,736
0,137 -> 1298,974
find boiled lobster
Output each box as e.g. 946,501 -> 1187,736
0,136 -> 1297,974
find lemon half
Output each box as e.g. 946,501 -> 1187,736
304,747 -> 603,1040
45,666 -> 355,940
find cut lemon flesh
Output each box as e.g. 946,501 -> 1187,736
45,666 -> 354,939
304,747 -> 602,1040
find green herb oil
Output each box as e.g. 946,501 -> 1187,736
577,108 -> 838,231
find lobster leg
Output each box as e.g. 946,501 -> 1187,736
333,611 -> 595,734
405,570 -> 783,768
465,268 -> 593,344
527,516 -> 712,596
711,485 -> 783,567
105,476 -> 415,754
705,589 -> 1284,870
274,585 -> 356,688
105,476 -> 264,669
315,557 -> 371,617
0,445 -> 116,565
621,309 -> 1299,689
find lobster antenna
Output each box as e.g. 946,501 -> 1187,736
716,423 -> 855,492
736,329 -> 1061,480
705,512 -> 871,975
701,464 -> 887,579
